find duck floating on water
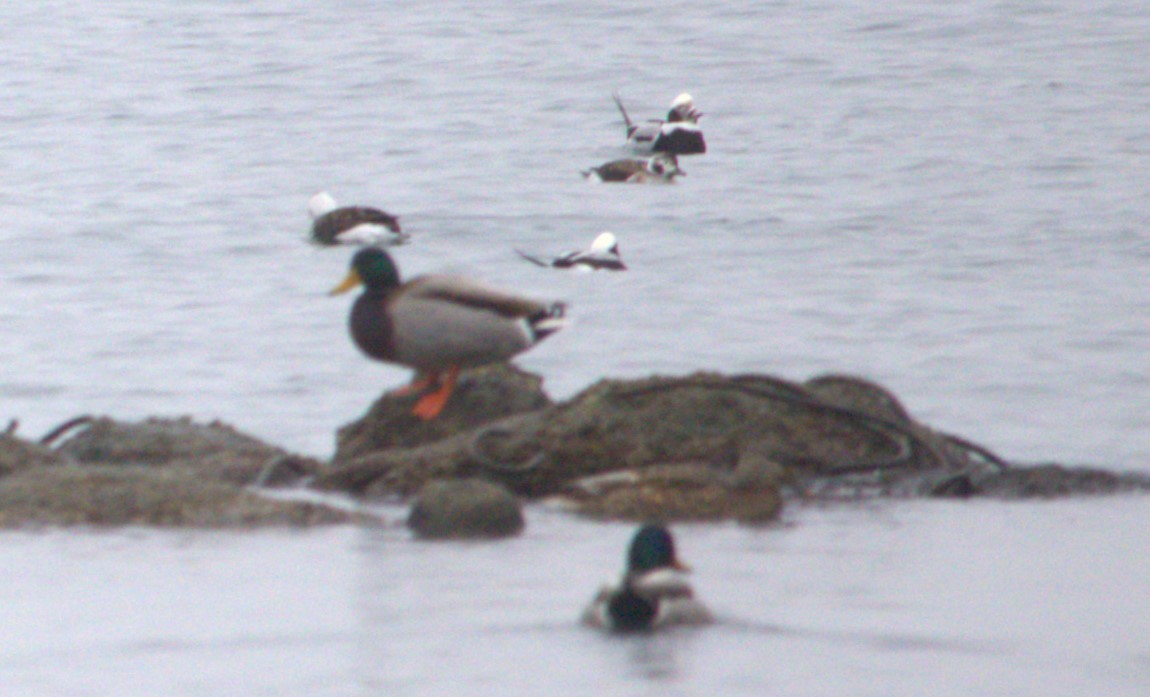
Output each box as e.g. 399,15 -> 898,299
613,92 -> 707,157
516,232 -> 627,271
309,191 -> 407,246
582,154 -> 681,183
582,524 -> 713,631
330,247 -> 567,420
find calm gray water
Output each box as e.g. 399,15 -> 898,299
3,502 -> 1150,696
2,0 -> 1149,694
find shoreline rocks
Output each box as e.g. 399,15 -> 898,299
1,367 -> 1147,528
0,416 -> 346,528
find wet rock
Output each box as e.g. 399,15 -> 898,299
54,416 -> 322,487
563,461 -> 783,523
318,369 -> 1148,509
406,478 -> 525,539
804,374 -> 913,425
930,463 -> 1150,499
0,433 -> 69,477
0,466 -> 354,528
557,440 -> 788,522
250,454 -> 323,488
334,364 -> 552,463
0,416 -> 350,528
317,371 -> 959,499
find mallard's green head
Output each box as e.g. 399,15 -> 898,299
330,247 -> 401,295
627,524 -> 687,574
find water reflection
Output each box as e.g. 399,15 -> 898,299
613,631 -> 687,682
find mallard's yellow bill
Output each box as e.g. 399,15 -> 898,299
329,269 -> 363,295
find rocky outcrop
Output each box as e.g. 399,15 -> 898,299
2,369 -> 1145,528
0,432 -> 68,477
334,364 -> 552,462
54,416 -> 323,487
406,478 -> 525,539
927,463 -> 1150,499
316,372 -> 983,498
0,417 -> 350,528
317,369 -> 1150,520
0,465 -> 352,528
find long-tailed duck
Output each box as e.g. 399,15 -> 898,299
582,154 -> 681,183
613,92 -> 707,157
516,232 -> 627,271
308,192 -> 408,246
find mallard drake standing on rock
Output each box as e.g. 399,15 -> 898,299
515,232 -> 627,271
613,92 -> 707,157
309,191 -> 407,246
330,247 -> 567,420
582,524 -> 713,631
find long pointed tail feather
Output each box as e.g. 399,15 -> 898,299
612,91 -> 635,136
515,249 -> 551,267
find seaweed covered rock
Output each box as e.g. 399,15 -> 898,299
0,466 -> 354,528
0,432 -> 69,477
928,463 -> 1150,499
313,368 -> 1150,515
334,364 -> 552,463
54,416 -> 322,486
557,439 -> 786,522
803,374 -> 913,425
315,372 -> 990,517
0,415 -> 355,528
562,461 -> 784,522
406,478 -> 525,539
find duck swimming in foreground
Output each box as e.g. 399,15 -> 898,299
582,524 -> 713,631
515,232 -> 627,271
330,247 -> 567,420
582,155 -> 681,183
309,191 -> 408,246
613,92 -> 707,157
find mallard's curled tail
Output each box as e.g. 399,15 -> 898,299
527,303 -> 568,341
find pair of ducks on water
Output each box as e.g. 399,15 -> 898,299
584,92 -> 707,184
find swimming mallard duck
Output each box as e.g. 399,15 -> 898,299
613,92 -> 706,157
330,247 -> 567,420
582,155 -> 681,183
515,232 -> 627,271
309,191 -> 408,246
582,524 -> 713,631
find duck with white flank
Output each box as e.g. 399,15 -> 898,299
308,191 -> 408,246
582,154 -> 681,183
516,232 -> 627,271
582,524 -> 713,632
613,92 -> 706,158
330,247 -> 567,420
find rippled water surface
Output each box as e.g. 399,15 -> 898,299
2,0 -> 1149,694
4,502 -> 1150,696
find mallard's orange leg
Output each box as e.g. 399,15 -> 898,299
411,365 -> 460,420
392,371 -> 438,397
